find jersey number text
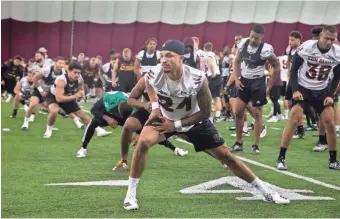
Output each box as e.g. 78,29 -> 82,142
305,62 -> 332,81
158,95 -> 192,112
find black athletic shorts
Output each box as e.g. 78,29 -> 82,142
32,88 -> 46,103
228,82 -> 239,98
45,92 -> 80,114
129,109 -> 150,134
94,78 -> 103,89
208,74 -> 222,98
281,81 -> 287,97
146,118 -> 225,152
285,82 -> 293,100
3,78 -> 17,95
238,76 -> 267,107
270,86 -> 281,100
291,85 -> 330,115
84,76 -> 95,89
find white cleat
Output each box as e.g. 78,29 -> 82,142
174,148 -> 188,156
222,164 -> 229,169
124,195 -> 139,210
267,116 -> 279,123
260,125 -> 267,138
29,114 -> 35,122
231,131 -> 250,137
76,147 -> 87,158
313,144 -> 328,152
21,122 -> 29,130
264,191 -> 290,205
43,130 -> 52,138
96,128 -> 112,137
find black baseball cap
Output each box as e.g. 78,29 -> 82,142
161,40 -> 185,55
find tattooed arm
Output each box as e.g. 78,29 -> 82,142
180,77 -> 212,127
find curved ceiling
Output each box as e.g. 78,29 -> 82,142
2,1 -> 340,25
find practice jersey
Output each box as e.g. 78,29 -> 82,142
278,55 -> 289,82
138,50 -> 160,75
195,49 -> 208,73
19,76 -> 34,98
102,62 -> 117,83
237,37 -> 274,79
205,51 -> 220,77
221,56 -> 230,77
40,66 -> 66,91
296,40 -> 340,90
50,73 -> 84,97
146,64 -> 205,132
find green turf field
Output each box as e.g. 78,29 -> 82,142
2,101 -> 340,218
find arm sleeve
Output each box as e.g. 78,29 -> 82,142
328,64 -> 340,97
290,53 -> 305,92
90,98 -> 106,118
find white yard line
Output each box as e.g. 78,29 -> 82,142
174,138 -> 340,191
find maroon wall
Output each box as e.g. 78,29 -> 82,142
2,19 -> 340,63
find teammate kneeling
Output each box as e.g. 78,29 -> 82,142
112,77 -> 188,171
123,40 -> 289,210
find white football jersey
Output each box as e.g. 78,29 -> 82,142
237,37 -> 274,79
205,51 -> 220,76
221,56 -> 230,77
297,40 -> 340,90
278,55 -> 289,82
146,64 -> 206,132
20,76 -> 34,93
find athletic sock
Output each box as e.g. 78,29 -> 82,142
278,147 -> 287,160
329,151 -> 337,163
159,140 -> 176,151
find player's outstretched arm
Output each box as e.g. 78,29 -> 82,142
180,77 -> 212,127
128,78 -> 149,110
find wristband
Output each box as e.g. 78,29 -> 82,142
174,120 -> 182,131
151,102 -> 160,110
37,86 -> 43,93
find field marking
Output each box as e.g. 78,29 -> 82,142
45,180 -> 128,186
180,176 -> 335,201
173,138 -> 340,191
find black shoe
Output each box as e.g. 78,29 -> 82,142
247,123 -> 254,131
10,115 -> 16,118
230,142 -> 243,152
251,144 -> 260,154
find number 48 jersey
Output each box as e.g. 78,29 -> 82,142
297,40 -> 340,90
146,64 -> 206,131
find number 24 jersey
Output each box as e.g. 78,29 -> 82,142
146,64 -> 206,131
297,40 -> 340,90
